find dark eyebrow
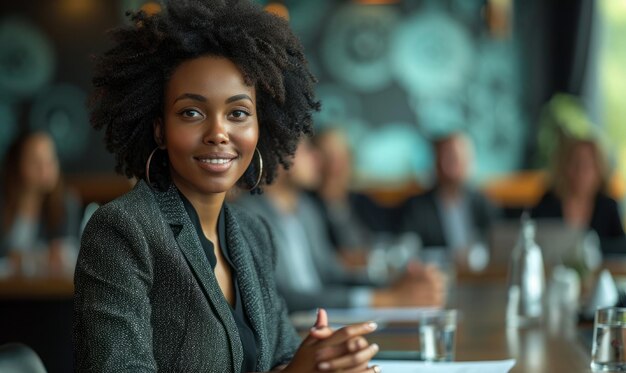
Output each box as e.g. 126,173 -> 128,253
225,94 -> 253,104
173,93 -> 206,104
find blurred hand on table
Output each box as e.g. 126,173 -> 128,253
372,262 -> 446,308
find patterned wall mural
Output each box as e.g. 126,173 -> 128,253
0,0 -> 528,185
287,0 -> 527,185
0,16 -> 55,157
0,1 -> 152,171
29,83 -> 90,160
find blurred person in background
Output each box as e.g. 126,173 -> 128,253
401,132 -> 499,252
0,131 -> 81,276
236,138 -> 446,312
310,128 -> 369,253
309,128 -> 403,266
532,137 -> 625,254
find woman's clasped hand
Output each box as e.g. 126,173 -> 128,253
282,309 -> 381,373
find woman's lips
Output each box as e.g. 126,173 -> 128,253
194,153 -> 237,173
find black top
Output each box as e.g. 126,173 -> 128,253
180,193 -> 258,372
532,190 -> 626,254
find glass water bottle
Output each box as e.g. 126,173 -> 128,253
507,214 -> 545,327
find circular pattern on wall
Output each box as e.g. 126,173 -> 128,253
463,40 -> 524,180
314,84 -> 363,126
313,84 -> 368,149
467,97 -> 527,180
353,123 -> 433,183
321,4 -> 399,93
288,0 -> 334,43
468,40 -> 520,104
451,0 -> 485,21
29,84 -> 90,161
410,94 -> 466,138
0,17 -> 55,99
390,11 -> 474,97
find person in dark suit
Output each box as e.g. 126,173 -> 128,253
402,132 -> 499,249
309,128 -> 405,254
532,137 -> 625,254
74,1 -> 381,372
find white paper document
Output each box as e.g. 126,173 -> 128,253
371,359 -> 516,373
290,307 -> 442,328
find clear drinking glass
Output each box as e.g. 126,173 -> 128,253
419,309 -> 457,362
591,307 -> 626,371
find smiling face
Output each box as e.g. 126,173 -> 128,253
157,56 -> 259,200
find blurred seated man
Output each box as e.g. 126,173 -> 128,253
401,132 -> 499,251
310,128 -> 369,253
235,139 -> 445,312
0,131 -> 81,276
532,137 -> 625,254
309,128 -> 408,269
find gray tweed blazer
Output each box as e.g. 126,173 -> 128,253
73,181 -> 300,372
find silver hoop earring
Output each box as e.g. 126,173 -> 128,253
145,147 -> 161,186
248,148 -> 263,191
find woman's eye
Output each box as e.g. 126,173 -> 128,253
230,110 -> 251,120
180,109 -> 203,118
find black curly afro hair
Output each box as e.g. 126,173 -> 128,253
90,0 -> 319,192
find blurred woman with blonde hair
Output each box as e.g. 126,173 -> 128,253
532,136 -> 625,253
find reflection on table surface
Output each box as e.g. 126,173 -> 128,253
370,281 -> 592,372
370,257 -> 626,373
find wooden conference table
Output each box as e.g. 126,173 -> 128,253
367,259 -> 626,372
0,267 -> 608,373
0,275 -> 74,299
370,280 -> 591,373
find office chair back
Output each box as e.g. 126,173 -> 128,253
0,343 -> 47,373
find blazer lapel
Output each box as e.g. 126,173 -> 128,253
152,183 -> 243,372
224,205 -> 269,369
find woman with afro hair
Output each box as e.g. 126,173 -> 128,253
73,1 -> 381,372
